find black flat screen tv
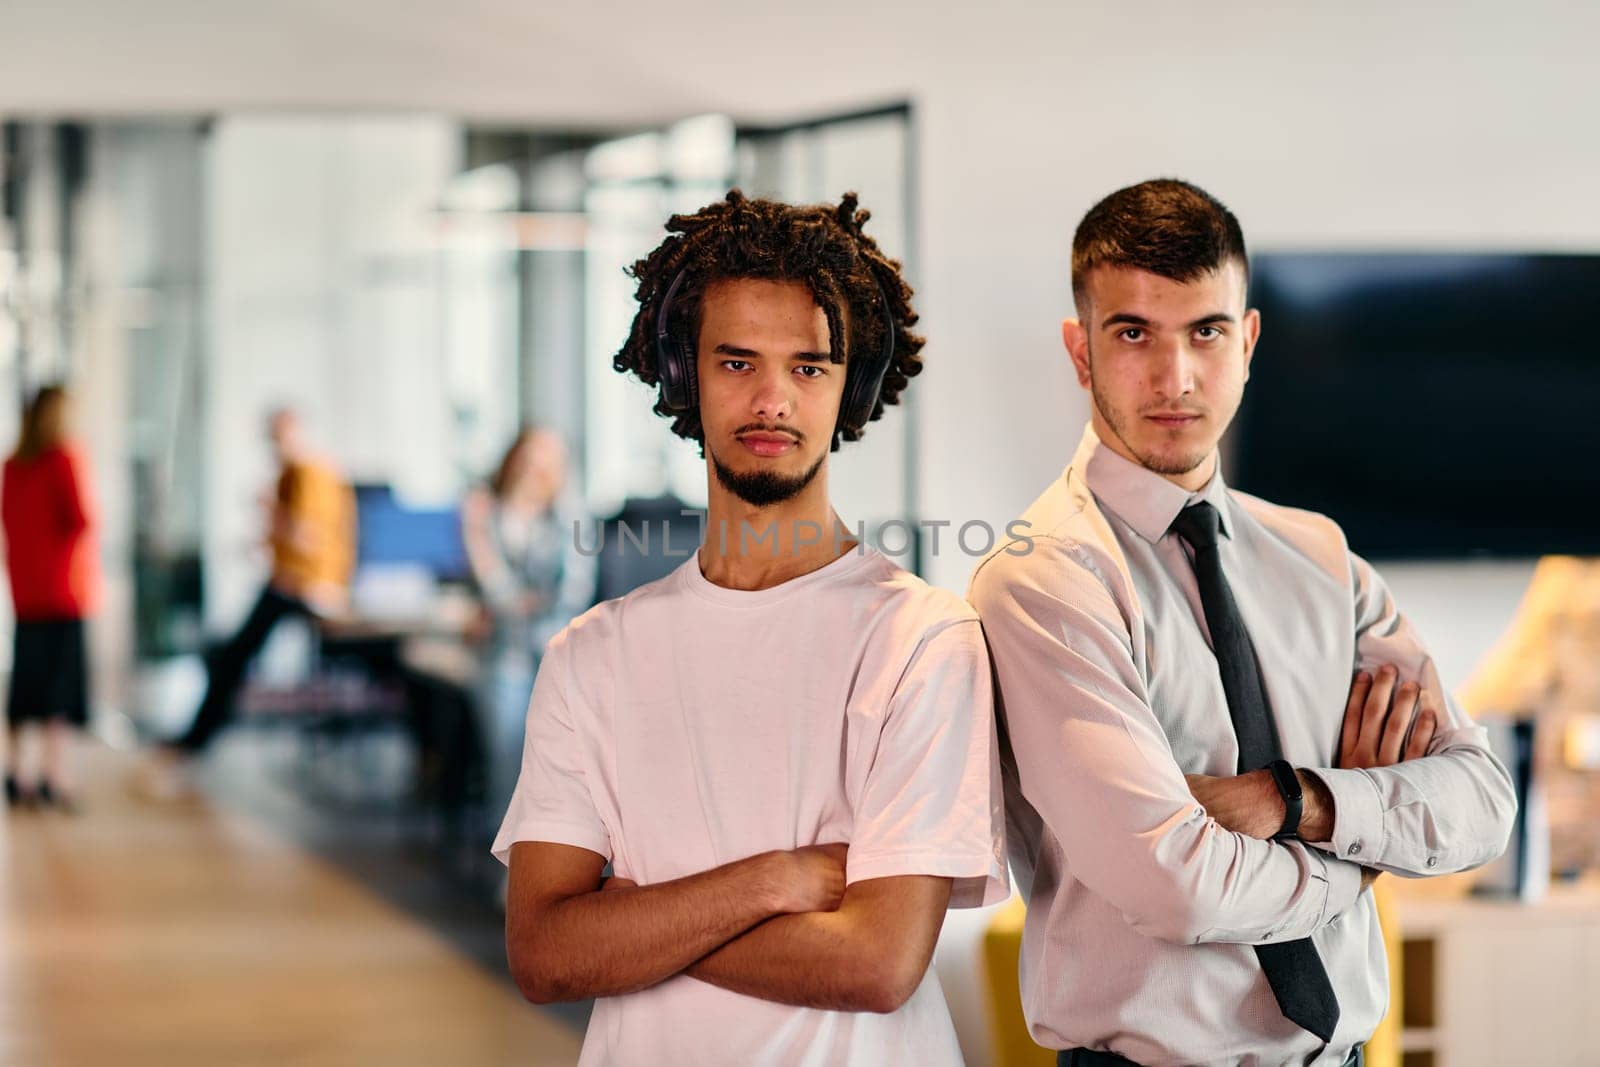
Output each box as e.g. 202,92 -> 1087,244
1233,253 -> 1600,560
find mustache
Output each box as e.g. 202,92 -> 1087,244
732,422 -> 805,443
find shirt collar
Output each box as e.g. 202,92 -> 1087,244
1072,423 -> 1234,545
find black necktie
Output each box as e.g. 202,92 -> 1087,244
1171,501 -> 1340,1044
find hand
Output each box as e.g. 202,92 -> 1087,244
767,843 -> 848,915
601,874 -> 637,892
462,606 -> 494,644
1185,771 -> 1283,840
1339,665 -> 1437,770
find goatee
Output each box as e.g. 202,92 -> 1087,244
710,450 -> 826,507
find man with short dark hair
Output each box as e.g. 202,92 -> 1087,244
969,178 -> 1515,1066
496,191 -> 1006,1066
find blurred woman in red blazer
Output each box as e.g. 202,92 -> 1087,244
2,385 -> 101,811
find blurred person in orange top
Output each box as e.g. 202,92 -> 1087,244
2,385 -> 101,812
143,407 -> 355,795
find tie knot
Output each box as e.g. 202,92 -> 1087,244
1171,501 -> 1221,549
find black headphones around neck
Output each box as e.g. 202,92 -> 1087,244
652,268 -> 897,446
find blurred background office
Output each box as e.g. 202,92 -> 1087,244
2,3 -> 1598,1065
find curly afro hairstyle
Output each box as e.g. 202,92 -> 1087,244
612,189 -> 925,449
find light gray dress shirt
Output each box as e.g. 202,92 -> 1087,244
968,425 -> 1516,1066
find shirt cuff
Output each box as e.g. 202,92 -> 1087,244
1303,767 -> 1387,868
1317,846 -> 1365,925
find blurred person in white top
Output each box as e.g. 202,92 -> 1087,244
493,191 -> 1007,1067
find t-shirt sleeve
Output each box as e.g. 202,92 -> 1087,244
846,617 -> 1009,908
490,638 -> 612,866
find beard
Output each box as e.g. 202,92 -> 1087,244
710,448 -> 826,507
1090,375 -> 1211,477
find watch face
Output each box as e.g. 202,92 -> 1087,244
1271,760 -> 1302,801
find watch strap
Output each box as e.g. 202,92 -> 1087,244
1267,759 -> 1303,840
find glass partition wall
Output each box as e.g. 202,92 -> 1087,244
0,106 -> 915,734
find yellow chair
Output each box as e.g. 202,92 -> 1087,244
1366,878 -> 1402,1067
981,887 -> 1404,1067
982,896 -> 1054,1067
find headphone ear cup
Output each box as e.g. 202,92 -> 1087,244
658,337 -> 694,412
836,282 -> 896,438
654,268 -> 696,413
680,341 -> 699,411
839,368 -> 871,435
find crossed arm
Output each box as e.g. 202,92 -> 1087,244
974,546 -> 1367,946
506,840 -> 950,1012
1189,555 -> 1517,878
1186,666 -> 1439,884
975,537 -> 1515,951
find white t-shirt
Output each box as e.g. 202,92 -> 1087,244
493,547 -> 1008,1066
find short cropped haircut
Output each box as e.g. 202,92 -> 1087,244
1071,179 -> 1248,309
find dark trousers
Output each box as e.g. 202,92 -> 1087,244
175,586 -> 309,753
1058,1048 -> 1363,1067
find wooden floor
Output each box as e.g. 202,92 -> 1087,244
0,743 -> 583,1067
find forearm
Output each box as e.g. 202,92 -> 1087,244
1018,744 -> 1359,943
687,877 -> 949,1013
1152,810 -> 1363,944
1304,736 -> 1517,875
689,911 -> 895,1012
1073,770 -> 1357,944
463,533 -> 515,609
460,494 -> 513,606
509,853 -> 785,1003
552,536 -> 598,622
974,552 -> 1356,947
1281,768 -> 1334,842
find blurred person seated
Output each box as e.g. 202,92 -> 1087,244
2,385 -> 101,812
141,407 -> 355,797
461,427 -> 594,816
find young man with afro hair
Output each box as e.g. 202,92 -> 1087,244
493,190 -> 1007,1066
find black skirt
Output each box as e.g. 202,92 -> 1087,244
7,618 -> 89,727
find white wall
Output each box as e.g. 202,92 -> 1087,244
913,6 -> 1600,598
739,113 -> 916,544
204,116 -> 459,625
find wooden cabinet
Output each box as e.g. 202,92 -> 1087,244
1393,875 -> 1600,1066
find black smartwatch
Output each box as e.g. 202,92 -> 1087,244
1266,759 -> 1303,840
